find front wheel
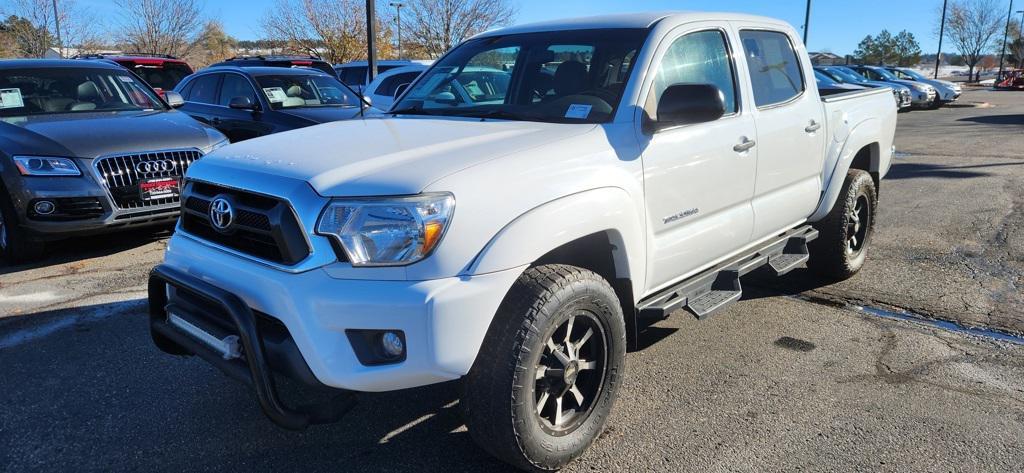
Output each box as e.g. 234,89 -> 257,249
0,190 -> 45,264
808,169 -> 877,280
462,264 -> 626,472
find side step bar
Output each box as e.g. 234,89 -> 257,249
637,225 -> 818,320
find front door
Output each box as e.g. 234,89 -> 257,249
639,24 -> 757,291
216,73 -> 270,142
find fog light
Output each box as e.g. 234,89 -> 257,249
381,331 -> 404,358
34,200 -> 56,215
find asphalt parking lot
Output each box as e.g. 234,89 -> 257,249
2,88 -> 1023,472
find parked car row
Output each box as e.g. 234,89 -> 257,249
814,64 -> 961,111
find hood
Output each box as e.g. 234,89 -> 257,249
191,116 -> 597,197
893,79 -> 931,91
0,110 -> 223,158
276,106 -> 364,124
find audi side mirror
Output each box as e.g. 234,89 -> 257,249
652,83 -> 726,131
229,96 -> 258,111
164,91 -> 185,108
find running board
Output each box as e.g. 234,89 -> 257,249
637,225 -> 818,320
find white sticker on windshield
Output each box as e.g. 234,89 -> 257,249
118,76 -> 135,83
565,103 -> 592,119
0,88 -> 25,109
263,87 -> 288,103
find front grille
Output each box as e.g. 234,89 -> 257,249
94,149 -> 202,210
179,181 -> 311,265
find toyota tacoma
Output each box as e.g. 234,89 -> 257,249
147,12 -> 896,471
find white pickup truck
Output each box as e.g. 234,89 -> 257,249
147,12 -> 896,471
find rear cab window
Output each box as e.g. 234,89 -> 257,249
739,30 -> 805,107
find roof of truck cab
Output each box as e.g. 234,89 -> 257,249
474,11 -> 790,37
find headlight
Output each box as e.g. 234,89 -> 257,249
201,139 -> 230,154
316,193 -> 455,266
12,156 -> 81,176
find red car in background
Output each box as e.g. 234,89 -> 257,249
996,70 -> 1024,90
74,53 -> 194,98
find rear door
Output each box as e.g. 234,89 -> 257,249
178,73 -> 223,127
638,23 -> 757,291
733,26 -> 825,240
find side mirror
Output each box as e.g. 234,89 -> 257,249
653,83 -> 726,131
362,95 -> 373,106
229,96 -> 258,111
164,90 -> 185,108
393,82 -> 411,99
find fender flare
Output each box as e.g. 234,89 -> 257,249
809,118 -> 881,222
465,186 -> 646,303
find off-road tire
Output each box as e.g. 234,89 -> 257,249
0,185 -> 45,264
808,169 -> 876,280
462,264 -> 626,472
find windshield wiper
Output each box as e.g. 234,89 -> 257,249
389,104 -> 437,116
454,109 -> 528,121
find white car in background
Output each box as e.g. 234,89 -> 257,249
362,64 -> 427,111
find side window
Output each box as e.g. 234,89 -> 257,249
377,72 -> 420,97
218,74 -> 257,106
739,30 -> 805,107
187,74 -> 220,104
652,29 -> 738,115
340,67 -> 367,86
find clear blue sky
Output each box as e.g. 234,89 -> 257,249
79,0 -> 961,55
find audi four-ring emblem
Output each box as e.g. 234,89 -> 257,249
135,160 -> 177,174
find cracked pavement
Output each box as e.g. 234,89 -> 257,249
1,89 -> 1023,471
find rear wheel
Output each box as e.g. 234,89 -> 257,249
808,169 -> 876,280
462,265 -> 626,472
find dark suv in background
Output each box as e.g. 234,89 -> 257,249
74,53 -> 194,98
173,66 -> 363,142
208,55 -> 337,76
0,59 -> 227,263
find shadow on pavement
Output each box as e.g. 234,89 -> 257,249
884,161 -> 1024,180
0,226 -> 172,276
957,114 -> 1024,125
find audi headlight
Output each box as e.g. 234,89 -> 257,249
316,193 -> 455,266
12,156 -> 81,176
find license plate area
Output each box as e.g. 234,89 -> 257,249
139,177 -> 180,201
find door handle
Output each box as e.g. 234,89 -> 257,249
733,137 -> 756,153
805,120 -> 821,133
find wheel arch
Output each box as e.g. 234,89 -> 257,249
809,119 -> 883,222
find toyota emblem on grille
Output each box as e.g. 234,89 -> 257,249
135,159 -> 176,174
209,197 -> 234,231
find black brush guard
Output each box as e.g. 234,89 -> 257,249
148,264 -> 356,430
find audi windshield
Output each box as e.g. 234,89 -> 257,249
0,67 -> 166,117
392,28 -> 648,123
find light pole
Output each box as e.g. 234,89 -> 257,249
997,0 -> 1015,81
390,2 -> 405,60
802,0 -> 812,45
935,0 -> 949,79
366,0 -> 377,82
1017,10 -> 1024,68
52,0 -> 63,58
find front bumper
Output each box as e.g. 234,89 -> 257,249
909,88 -> 937,106
4,160 -> 180,240
154,234 -> 525,393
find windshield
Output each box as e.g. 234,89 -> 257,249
254,74 -> 360,110
127,63 -> 192,91
896,68 -> 925,80
0,67 -> 165,117
871,67 -> 898,81
814,70 -> 840,87
392,28 -> 648,123
826,67 -> 869,83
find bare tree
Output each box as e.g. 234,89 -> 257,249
260,0 -> 393,63
114,0 -> 204,57
2,0 -> 102,57
943,0 -> 1005,81
404,0 -> 514,58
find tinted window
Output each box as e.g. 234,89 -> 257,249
218,74 -> 257,106
126,63 -> 192,90
187,74 -> 220,104
338,66 -> 367,86
740,30 -> 804,107
653,29 -> 737,115
254,74 -> 360,110
0,67 -> 165,116
377,72 -> 421,97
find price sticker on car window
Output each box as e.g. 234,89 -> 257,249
0,88 -> 25,109
564,103 -> 592,119
263,87 -> 288,103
